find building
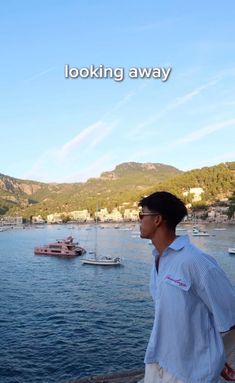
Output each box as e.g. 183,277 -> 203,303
207,206 -> 229,223
123,208 -> 139,221
108,208 -> 123,222
32,215 -> 46,224
183,187 -> 204,203
47,213 -> 63,224
0,216 -> 23,226
70,209 -> 91,222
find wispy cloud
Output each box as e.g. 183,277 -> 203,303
172,118 -> 235,146
88,123 -> 116,150
21,149 -> 57,182
103,83 -> 146,121
57,121 -> 113,158
183,151 -> 235,171
25,67 -> 56,82
128,118 -> 235,162
134,80 -> 218,133
172,81 -> 217,106
112,91 -> 137,110
21,121 -> 114,182
63,152 -> 115,182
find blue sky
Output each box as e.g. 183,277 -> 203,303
1,1 -> 235,183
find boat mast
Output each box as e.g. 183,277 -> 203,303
94,204 -> 98,258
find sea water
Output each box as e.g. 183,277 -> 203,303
0,224 -> 234,383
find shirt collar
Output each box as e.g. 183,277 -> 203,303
152,235 -> 189,257
168,234 -> 189,251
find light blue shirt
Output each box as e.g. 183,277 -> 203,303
145,235 -> 235,383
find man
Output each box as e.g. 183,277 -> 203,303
139,191 -> 235,383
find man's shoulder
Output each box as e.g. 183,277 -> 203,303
177,239 -> 218,272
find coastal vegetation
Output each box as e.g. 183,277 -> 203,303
0,161 -> 234,219
146,162 -> 235,206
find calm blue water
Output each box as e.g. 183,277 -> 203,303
0,224 -> 234,383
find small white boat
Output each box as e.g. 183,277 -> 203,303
82,207 -> 122,266
0,227 -> 8,232
228,248 -> 235,255
131,234 -> 140,238
82,255 -> 122,266
176,226 -> 187,231
192,227 -> 210,237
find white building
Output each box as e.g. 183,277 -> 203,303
70,209 -> 91,222
32,215 -> 46,224
47,213 -> 63,224
109,208 -> 123,222
183,187 -> 204,202
123,209 -> 139,221
95,208 -> 109,222
0,216 -> 23,226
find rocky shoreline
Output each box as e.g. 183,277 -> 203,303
66,369 -> 144,383
67,351 -> 235,383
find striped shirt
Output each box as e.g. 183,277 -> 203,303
145,235 -> 235,383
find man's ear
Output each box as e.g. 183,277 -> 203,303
154,214 -> 163,227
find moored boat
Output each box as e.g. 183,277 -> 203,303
176,226 -> 187,232
192,227 -> 210,237
82,256 -> 121,266
0,226 -> 8,232
228,247 -> 235,255
34,236 -> 86,256
81,205 -> 123,267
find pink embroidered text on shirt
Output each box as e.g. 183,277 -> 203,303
165,275 -> 187,287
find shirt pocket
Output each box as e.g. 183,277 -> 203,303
163,274 -> 191,291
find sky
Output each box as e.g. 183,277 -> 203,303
0,0 -> 235,183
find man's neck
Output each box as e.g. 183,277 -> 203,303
152,230 -> 176,256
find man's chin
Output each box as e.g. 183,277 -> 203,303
140,233 -> 152,241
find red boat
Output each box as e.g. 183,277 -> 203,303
34,236 -> 86,257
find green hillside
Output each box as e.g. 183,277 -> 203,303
145,162 -> 235,206
0,162 -> 234,219
0,162 -> 181,218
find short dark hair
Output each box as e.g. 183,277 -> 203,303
139,191 -> 187,230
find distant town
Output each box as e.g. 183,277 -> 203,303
0,186 -> 234,228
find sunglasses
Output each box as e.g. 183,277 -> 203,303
139,212 -> 159,220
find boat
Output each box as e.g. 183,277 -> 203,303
228,248 -> 235,255
176,226 -> 187,232
192,227 -> 210,237
34,236 -> 86,256
119,227 -> 132,231
81,211 -> 122,266
0,226 -> 8,232
82,256 -> 121,266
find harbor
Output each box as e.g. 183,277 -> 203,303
0,224 -> 234,382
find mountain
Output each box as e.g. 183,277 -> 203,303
0,162 -> 181,217
0,161 -> 234,219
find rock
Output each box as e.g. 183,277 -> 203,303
66,368 -> 144,383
